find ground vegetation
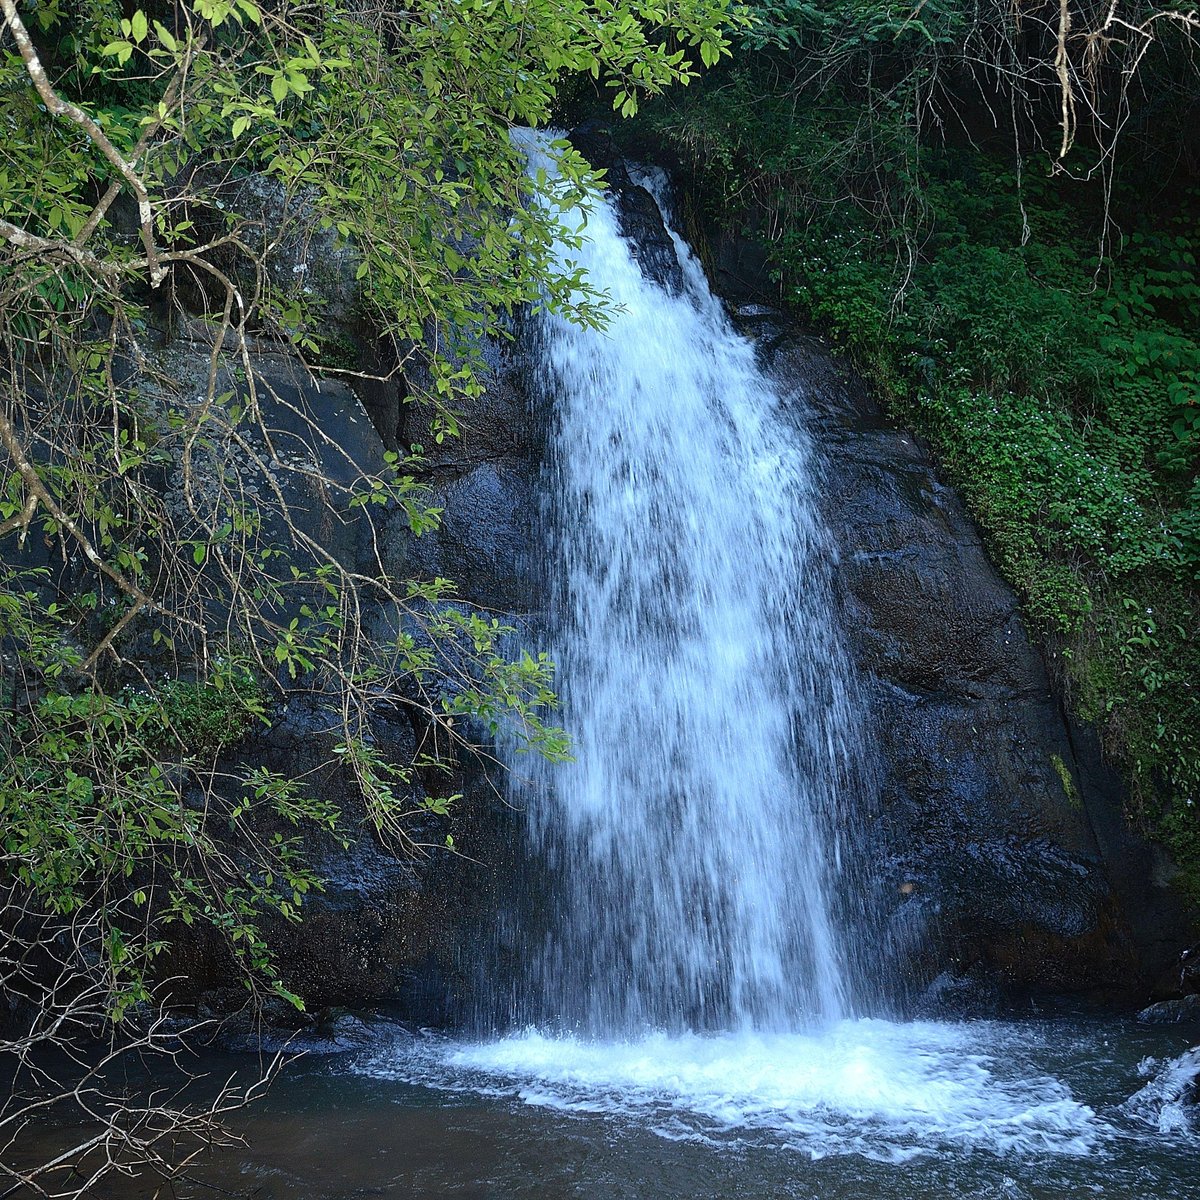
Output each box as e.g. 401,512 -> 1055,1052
638,0 -> 1200,903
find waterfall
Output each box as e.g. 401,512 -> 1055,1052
356,141 -> 1121,1172
509,132 -> 869,1035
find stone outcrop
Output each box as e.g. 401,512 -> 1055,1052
414,142 -> 1195,1012
743,313 -> 1192,1008
569,122 -> 685,293
145,323 -> 528,1026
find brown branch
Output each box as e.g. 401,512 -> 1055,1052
74,60 -> 190,249
0,218 -> 247,289
0,0 -> 165,286
78,600 -> 148,673
0,403 -> 203,644
1055,0 -> 1076,159
0,217 -> 126,276
0,491 -> 37,541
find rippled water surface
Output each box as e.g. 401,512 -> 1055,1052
78,1015 -> 1189,1200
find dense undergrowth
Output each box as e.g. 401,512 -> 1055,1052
636,21 -> 1200,906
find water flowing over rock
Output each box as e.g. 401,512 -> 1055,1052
1123,1046 -> 1200,1133
166,145 -> 1190,1024
496,130 -> 873,1035
468,135 -> 1188,1019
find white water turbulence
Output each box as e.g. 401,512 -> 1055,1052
358,1020 -> 1104,1163
508,131 -> 869,1036
1124,1047 -> 1200,1135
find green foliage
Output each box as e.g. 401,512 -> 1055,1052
1050,752 -> 1081,810
0,0 -> 741,1046
129,663 -> 265,757
793,174 -> 1200,887
743,0 -> 967,50
3,0 -> 742,401
0,571 -> 322,1012
640,9 -> 1200,901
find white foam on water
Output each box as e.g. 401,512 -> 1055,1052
357,1020 -> 1104,1162
1122,1046 -> 1200,1135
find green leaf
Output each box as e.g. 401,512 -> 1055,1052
153,20 -> 178,52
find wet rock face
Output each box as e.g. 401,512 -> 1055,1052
398,459 -> 539,614
395,333 -> 545,614
167,691 -> 517,1024
145,334 -> 533,1022
568,122 -> 685,293
1181,944 -> 1200,993
1138,994 -> 1200,1024
167,152 -> 1194,1024
397,164 -> 1192,1009
743,316 -> 1192,1008
612,185 -> 686,293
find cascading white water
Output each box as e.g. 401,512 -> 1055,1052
510,132 -> 867,1035
358,138 -> 1138,1166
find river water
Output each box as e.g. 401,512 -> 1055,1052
65,137 -> 1198,1197
62,1015 -> 1197,1198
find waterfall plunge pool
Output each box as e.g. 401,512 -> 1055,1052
71,1014 -> 1195,1199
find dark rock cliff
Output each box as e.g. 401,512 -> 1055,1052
168,151 -> 1194,1030
751,320 -> 1190,1009
407,146 -> 1194,1015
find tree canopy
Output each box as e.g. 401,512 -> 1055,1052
0,0 -> 739,1191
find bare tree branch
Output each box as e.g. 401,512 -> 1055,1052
0,0 -> 166,287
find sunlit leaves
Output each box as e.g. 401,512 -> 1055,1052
0,0 -> 737,1025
